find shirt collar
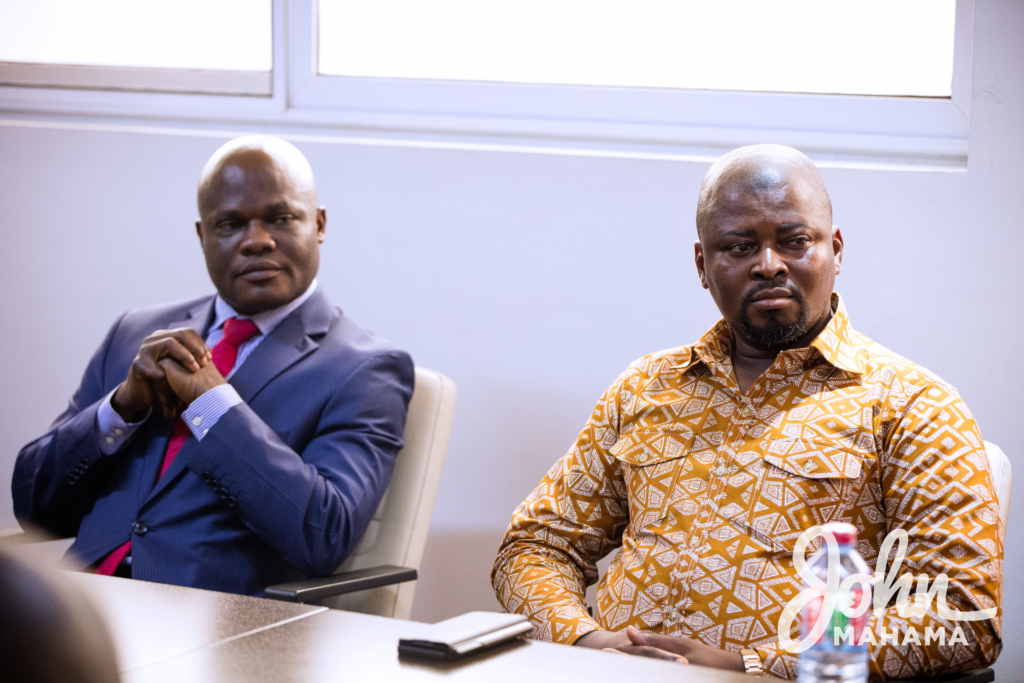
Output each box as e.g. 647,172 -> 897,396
211,278 -> 319,338
808,293 -> 866,375
676,292 -> 866,376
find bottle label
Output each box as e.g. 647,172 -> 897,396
802,587 -> 868,652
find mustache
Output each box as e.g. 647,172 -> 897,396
741,281 -> 803,308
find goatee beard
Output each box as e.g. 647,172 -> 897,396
737,284 -> 810,348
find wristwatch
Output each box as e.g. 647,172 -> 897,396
740,649 -> 763,676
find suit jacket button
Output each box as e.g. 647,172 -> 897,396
133,521 -> 149,536
202,472 -> 214,483
225,496 -> 237,507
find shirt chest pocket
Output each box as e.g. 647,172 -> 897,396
609,430 -> 695,530
746,438 -> 867,552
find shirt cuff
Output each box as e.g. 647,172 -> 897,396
181,384 -> 243,441
95,390 -> 150,455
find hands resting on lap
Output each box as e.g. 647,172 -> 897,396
576,626 -> 746,671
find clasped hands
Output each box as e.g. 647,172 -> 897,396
111,328 -> 226,422
576,626 -> 745,671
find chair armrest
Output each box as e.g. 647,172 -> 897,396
264,565 -> 417,604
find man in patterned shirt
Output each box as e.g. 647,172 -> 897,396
492,144 -> 1002,679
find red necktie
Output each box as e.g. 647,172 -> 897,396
96,317 -> 260,576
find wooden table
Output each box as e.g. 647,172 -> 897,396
124,606 -> 759,683
66,573 -> 754,683
65,573 -> 326,675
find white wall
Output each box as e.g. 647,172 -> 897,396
1,0 -> 1021,676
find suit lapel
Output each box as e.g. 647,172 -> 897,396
169,298 -> 216,338
136,414 -> 175,506
229,287 -> 335,403
141,289 -> 336,508
229,315 -> 319,404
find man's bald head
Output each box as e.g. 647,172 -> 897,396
692,143 -> 842,353
198,135 -> 318,216
195,135 -> 326,315
696,144 -> 832,243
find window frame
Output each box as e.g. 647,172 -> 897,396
0,62 -> 272,96
0,0 -> 288,118
0,0 -> 975,167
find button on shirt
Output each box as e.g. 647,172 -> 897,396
95,280 -> 318,453
492,294 -> 1002,679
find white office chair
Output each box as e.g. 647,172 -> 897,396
984,441 -> 1012,539
264,367 -> 457,619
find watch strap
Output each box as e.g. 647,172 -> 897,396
740,648 -> 763,676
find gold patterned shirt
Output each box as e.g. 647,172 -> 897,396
493,294 -> 1002,679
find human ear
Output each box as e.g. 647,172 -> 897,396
694,241 -> 709,289
317,207 -> 327,244
831,226 -> 844,275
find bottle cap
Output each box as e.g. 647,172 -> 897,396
822,522 -> 857,545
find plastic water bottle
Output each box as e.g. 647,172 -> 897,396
797,523 -> 871,683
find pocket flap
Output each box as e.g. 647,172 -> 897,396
762,438 -> 864,479
610,429 -> 694,467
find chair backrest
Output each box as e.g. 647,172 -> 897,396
984,441 -> 1012,537
323,367 -> 457,619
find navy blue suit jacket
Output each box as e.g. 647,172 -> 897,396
12,288 -> 414,596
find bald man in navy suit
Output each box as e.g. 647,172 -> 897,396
13,136 -> 414,596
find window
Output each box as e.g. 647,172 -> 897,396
318,0 -> 956,98
0,0 -> 975,167
0,0 -> 272,95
